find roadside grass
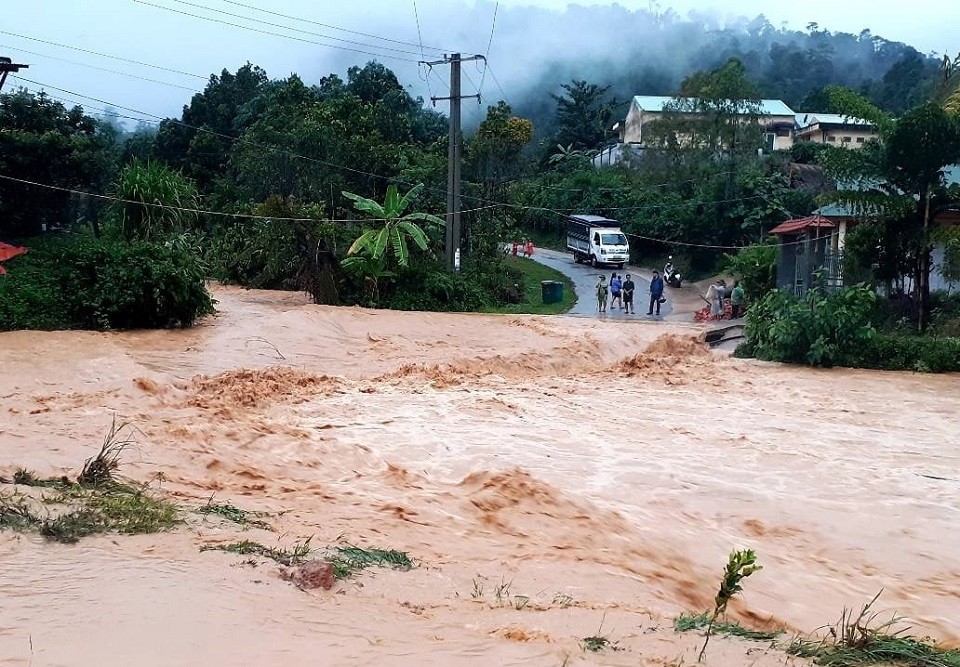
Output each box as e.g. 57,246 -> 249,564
202,539 -> 413,580
481,256 -> 576,315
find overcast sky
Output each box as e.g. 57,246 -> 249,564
2,0 -> 957,124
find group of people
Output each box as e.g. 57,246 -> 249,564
703,279 -> 745,320
596,271 -> 666,316
507,240 -> 535,258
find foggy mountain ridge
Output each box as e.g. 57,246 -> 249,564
338,1 -> 941,136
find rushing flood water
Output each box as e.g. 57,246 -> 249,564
1,286 -> 957,666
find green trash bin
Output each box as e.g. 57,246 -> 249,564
541,280 -> 563,304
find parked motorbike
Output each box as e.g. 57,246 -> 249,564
663,258 -> 682,288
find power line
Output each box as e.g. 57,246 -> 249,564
220,0 -> 450,53
412,1 -> 433,100
0,43 -> 197,92
160,0 -> 428,58
11,77 -> 788,223
132,0 -> 420,63
0,172 -> 498,223
478,0 -> 499,95
0,171 -> 804,251
484,62 -> 509,105
0,29 -> 207,80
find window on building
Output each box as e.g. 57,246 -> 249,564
841,136 -> 852,143
763,133 -> 775,151
856,137 -> 865,143
827,136 -> 836,142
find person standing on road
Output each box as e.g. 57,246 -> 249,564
730,280 -> 745,319
622,274 -> 636,314
647,270 -> 664,316
610,274 -> 623,310
596,275 -> 609,313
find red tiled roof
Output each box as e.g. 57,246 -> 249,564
768,215 -> 836,236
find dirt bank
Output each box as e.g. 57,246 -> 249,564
1,285 -> 957,666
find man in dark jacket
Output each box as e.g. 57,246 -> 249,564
647,270 -> 664,315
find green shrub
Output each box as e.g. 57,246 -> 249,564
852,335 -> 960,373
205,220 -> 301,290
0,235 -> 214,331
384,265 -> 491,312
744,285 -> 877,367
722,240 -> 778,300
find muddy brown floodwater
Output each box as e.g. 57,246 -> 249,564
1,285 -> 958,666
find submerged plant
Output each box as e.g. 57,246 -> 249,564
698,549 -> 763,661
788,592 -> 960,666
78,416 -> 137,487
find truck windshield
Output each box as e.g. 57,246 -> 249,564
600,233 -> 627,245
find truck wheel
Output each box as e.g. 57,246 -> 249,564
573,253 -> 581,264
617,263 -> 624,269
590,255 -> 597,268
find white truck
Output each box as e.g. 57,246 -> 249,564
566,214 -> 630,268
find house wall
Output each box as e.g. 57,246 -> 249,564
623,104 -> 645,144
795,126 -> 877,147
623,106 -> 797,149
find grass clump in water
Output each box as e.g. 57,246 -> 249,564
327,544 -> 413,579
580,614 -> 622,653
675,612 -> 781,641
201,540 -> 413,580
0,491 -> 41,530
201,538 -> 313,566
77,416 -> 136,488
787,592 -> 960,667
2,417 -> 179,544
196,500 -> 271,530
12,469 -> 69,488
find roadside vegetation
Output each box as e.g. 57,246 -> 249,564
481,256 -> 576,315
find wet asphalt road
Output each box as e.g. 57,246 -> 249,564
530,248 -> 674,319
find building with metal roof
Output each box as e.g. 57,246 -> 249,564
620,95 -> 797,151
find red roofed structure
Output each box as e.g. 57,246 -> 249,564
768,215 -> 835,236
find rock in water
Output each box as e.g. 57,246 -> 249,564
280,561 -> 334,590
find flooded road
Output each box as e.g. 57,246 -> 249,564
1,286 -> 957,666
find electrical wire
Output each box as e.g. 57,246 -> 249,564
412,0 -> 434,100
478,1 -> 499,94
220,0 -> 450,53
0,29 -> 207,79
0,172 -> 498,223
10,76 -> 799,239
0,43 -> 198,92
160,0 -> 428,58
132,0 -> 420,63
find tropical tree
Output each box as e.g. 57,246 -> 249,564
549,80 -> 619,152
111,159 -> 200,241
821,64 -> 960,331
343,183 -> 442,268
0,90 -> 117,237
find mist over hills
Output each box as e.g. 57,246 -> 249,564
324,2 -> 939,137
441,3 -> 939,136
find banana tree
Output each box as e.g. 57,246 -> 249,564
342,183 -> 442,266
341,183 -> 443,305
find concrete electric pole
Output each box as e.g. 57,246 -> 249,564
421,53 -> 483,271
0,57 -> 29,91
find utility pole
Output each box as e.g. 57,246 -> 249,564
0,57 -> 29,91
421,53 -> 483,271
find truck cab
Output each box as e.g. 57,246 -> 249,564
566,214 -> 630,268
